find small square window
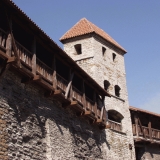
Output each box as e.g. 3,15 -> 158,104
74,44 -> 82,55
115,85 -> 121,97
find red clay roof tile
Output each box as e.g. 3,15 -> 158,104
60,18 -> 126,53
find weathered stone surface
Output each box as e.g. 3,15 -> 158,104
136,144 -> 160,160
0,70 -> 108,159
63,34 -> 135,159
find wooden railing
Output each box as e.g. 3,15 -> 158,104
108,119 -> 122,132
36,58 -> 53,82
132,124 -> 160,140
0,30 -> 108,128
0,28 -> 7,49
56,74 -> 68,93
16,41 -> 32,68
72,86 -> 83,105
86,97 -> 95,113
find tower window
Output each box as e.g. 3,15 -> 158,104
115,85 -> 121,97
108,109 -> 124,123
74,44 -> 82,55
112,53 -> 116,61
102,47 -> 106,57
104,80 -> 110,91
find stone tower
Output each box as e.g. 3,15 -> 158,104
60,18 -> 135,160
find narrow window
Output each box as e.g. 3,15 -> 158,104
115,85 -> 121,97
104,80 -> 110,91
74,44 -> 82,55
112,53 -> 116,61
102,47 -> 106,57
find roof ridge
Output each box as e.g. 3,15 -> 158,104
84,18 -> 94,32
130,106 -> 160,117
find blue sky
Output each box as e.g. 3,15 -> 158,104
12,0 -> 160,113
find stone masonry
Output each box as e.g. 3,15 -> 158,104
0,70 -> 109,160
63,32 -> 135,159
0,103 -> 8,160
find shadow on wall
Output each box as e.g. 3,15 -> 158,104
2,73 -> 110,159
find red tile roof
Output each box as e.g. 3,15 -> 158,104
60,18 -> 126,53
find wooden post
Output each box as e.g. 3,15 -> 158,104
5,10 -> 21,67
65,70 -> 74,99
100,96 -> 105,120
134,113 -> 139,138
32,37 -> 36,75
6,15 -> 12,57
93,91 -> 97,117
148,116 -> 152,140
52,55 -> 57,89
6,33 -> 12,57
69,85 -> 73,101
82,80 -> 86,110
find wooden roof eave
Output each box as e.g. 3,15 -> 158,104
130,106 -> 160,118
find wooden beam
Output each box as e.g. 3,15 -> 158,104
0,50 -> 8,59
31,37 -> 36,75
65,71 -> 74,99
53,90 -> 62,96
21,75 -> 41,84
52,55 -> 57,89
82,80 -> 86,110
84,110 -> 92,115
6,33 -> 12,57
0,63 -> 10,79
7,56 -> 16,63
69,85 -> 73,101
100,96 -> 105,120
138,116 -> 146,139
5,9 -> 21,68
33,75 -> 41,81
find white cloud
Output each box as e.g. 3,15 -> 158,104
139,92 -> 160,114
